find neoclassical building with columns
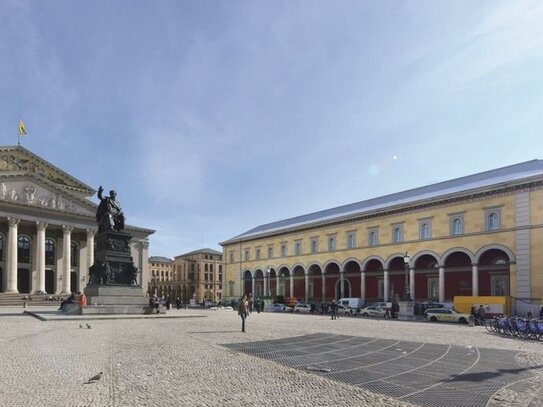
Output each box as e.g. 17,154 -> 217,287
0,145 -> 153,295
221,160 -> 543,311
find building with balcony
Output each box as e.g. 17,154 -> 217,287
220,160 -> 543,312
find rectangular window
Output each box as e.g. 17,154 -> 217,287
486,210 -> 501,231
294,241 -> 302,256
244,249 -> 250,261
419,221 -> 431,240
281,244 -> 287,257
327,236 -> 336,251
347,233 -> 356,249
450,216 -> 464,236
255,248 -> 261,260
229,251 -> 234,263
392,224 -> 403,243
268,246 -> 273,259
368,229 -> 379,246
310,238 -> 318,254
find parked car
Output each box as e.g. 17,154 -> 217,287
294,303 -> 311,313
424,308 -> 469,324
271,303 -> 287,312
371,302 -> 392,310
337,304 -> 357,316
360,305 -> 389,318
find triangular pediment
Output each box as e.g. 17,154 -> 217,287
0,175 -> 97,217
0,146 -> 95,197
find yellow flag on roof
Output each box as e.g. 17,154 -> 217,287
18,119 -> 28,136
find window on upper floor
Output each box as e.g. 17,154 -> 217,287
347,232 -> 356,249
244,249 -> 250,261
486,210 -> 501,231
255,248 -> 261,260
294,241 -> 302,256
310,238 -> 318,254
281,244 -> 287,257
451,217 -> 463,236
419,222 -> 431,240
368,230 -> 378,246
268,246 -> 273,259
327,236 -> 336,251
229,251 -> 234,263
392,226 -> 403,243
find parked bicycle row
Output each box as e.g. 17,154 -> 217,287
485,315 -> 543,340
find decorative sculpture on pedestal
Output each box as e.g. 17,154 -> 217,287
88,186 -> 139,287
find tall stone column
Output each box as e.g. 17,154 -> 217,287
251,275 -> 255,295
139,241 -> 149,289
276,274 -> 280,297
61,226 -> 73,294
360,272 -> 366,302
409,268 -> 415,301
289,273 -> 294,298
340,269 -> 345,298
84,229 -> 95,290
263,272 -> 268,297
383,270 -> 389,301
438,265 -> 445,303
6,218 -> 20,293
472,263 -> 479,296
321,273 -> 326,302
35,222 -> 47,293
305,271 -> 309,303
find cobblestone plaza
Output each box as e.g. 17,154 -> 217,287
2,308 -> 543,406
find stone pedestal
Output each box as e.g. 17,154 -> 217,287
82,285 -> 149,315
81,230 -> 149,315
398,300 -> 415,321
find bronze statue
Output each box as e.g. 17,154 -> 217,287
96,186 -> 125,232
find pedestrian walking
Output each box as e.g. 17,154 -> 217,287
176,297 -> 181,310
239,295 -> 249,333
330,301 -> 337,320
477,305 -> 486,325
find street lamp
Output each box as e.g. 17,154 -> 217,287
402,252 -> 412,301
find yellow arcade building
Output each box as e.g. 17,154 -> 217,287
220,160 -> 543,314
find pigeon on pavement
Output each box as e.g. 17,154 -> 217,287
86,323 -> 91,329
87,372 -> 103,383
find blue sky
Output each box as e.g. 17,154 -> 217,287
1,1 -> 542,258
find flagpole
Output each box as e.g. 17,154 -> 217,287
18,116 -> 21,146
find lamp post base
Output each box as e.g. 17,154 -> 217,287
398,299 -> 415,321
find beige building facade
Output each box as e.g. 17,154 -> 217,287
148,256 -> 174,296
150,249 -> 223,304
221,160 -> 543,313
0,145 -> 153,295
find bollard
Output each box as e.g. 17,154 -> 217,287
468,315 -> 475,327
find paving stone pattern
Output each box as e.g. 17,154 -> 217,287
2,307 -> 543,406
224,333 -> 543,407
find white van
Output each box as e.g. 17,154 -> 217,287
337,298 -> 364,310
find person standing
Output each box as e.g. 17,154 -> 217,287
239,295 -> 249,333
477,305 -> 486,325
78,291 -> 87,308
176,297 -> 181,310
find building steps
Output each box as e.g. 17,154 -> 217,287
0,293 -> 65,307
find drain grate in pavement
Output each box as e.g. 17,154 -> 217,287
222,333 -> 543,407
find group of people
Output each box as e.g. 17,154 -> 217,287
58,291 -> 87,311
